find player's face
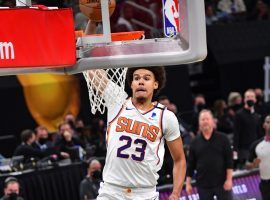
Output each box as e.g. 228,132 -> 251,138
131,69 -> 158,101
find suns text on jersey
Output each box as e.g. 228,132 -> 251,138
115,116 -> 160,142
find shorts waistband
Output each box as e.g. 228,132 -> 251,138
103,182 -> 156,194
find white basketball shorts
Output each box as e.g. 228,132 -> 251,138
97,182 -> 159,200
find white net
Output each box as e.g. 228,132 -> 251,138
83,68 -> 128,114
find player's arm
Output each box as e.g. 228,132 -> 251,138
167,137 -> 186,200
186,142 -> 196,194
222,134 -> 233,191
84,20 -> 108,95
246,139 -> 261,169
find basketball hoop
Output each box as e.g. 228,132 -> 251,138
82,31 -> 145,114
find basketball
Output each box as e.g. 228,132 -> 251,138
79,0 -> 116,22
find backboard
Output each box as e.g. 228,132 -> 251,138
68,0 -> 207,74
0,0 -> 207,75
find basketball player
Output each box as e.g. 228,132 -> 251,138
84,20 -> 186,200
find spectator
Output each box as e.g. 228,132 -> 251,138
205,2 -> 220,25
191,94 -> 207,134
32,126 -> 53,151
53,122 -> 79,160
186,110 -> 233,200
13,129 -> 45,163
233,89 -> 262,168
58,129 -> 84,162
0,0 -> 15,7
218,0 -> 246,14
249,0 -> 270,20
115,3 -> 135,32
88,118 -> 107,157
254,87 -> 270,119
54,122 -> 77,145
213,99 -> 234,134
247,115 -> 270,200
227,92 -> 242,114
79,159 -> 102,200
158,95 -> 179,113
0,177 -> 23,200
64,113 -> 77,134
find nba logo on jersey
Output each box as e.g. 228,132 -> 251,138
162,0 -> 180,37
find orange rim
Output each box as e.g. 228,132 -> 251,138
75,31 -> 144,42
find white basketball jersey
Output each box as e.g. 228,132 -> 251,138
102,96 -> 181,188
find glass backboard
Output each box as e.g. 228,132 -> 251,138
0,0 -> 207,75
68,0 -> 207,74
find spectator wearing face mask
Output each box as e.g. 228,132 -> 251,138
191,94 -> 207,135
254,88 -> 270,120
79,159 -> 102,200
0,177 -> 24,200
227,92 -> 243,115
32,126 -> 53,151
233,89 -> 262,169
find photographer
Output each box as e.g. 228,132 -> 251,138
0,177 -> 23,200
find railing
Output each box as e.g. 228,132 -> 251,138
264,56 -> 270,102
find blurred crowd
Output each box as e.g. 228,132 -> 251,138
205,0 -> 270,25
1,88 -> 269,200
7,114 -> 107,169
1,0 -> 269,34
0,87 -> 268,176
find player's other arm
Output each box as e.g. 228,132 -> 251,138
186,142 -> 196,194
84,20 -> 108,94
164,111 -> 186,199
167,137 -> 186,200
246,140 -> 261,169
223,135 -> 233,191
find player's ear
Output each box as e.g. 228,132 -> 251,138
154,81 -> 158,89
263,122 -> 266,130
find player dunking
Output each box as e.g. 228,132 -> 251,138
85,20 -> 186,200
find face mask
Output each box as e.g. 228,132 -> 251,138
39,138 -> 47,145
197,103 -> 206,112
7,192 -> 18,200
246,100 -> 255,107
92,170 -> 102,180
231,104 -> 242,111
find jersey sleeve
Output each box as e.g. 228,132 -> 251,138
162,109 -> 181,141
103,81 -> 128,123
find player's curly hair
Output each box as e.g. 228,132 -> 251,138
126,66 -> 166,96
